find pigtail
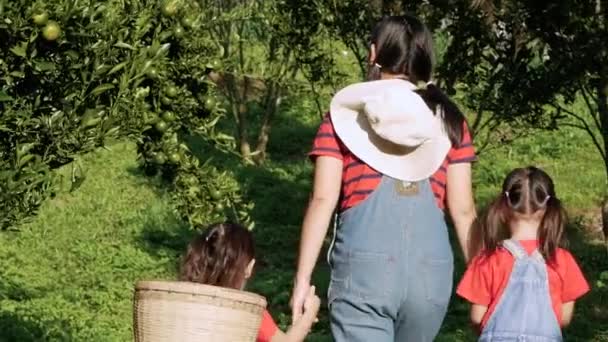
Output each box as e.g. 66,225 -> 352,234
477,193 -> 512,256
538,196 -> 568,262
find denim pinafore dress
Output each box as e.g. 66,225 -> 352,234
480,239 -> 563,342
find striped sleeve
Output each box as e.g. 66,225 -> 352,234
447,121 -> 477,164
309,113 -> 344,161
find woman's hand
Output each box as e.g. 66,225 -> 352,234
290,281 -> 312,323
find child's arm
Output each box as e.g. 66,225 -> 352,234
271,286 -> 321,342
470,304 -> 488,327
561,301 -> 575,327
271,308 -> 317,342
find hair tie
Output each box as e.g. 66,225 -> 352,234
415,80 -> 435,91
205,229 -> 218,242
504,191 -> 510,200
543,195 -> 551,206
374,62 -> 382,69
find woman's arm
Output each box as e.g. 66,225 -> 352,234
561,301 -> 575,326
291,156 -> 342,321
446,163 -> 476,261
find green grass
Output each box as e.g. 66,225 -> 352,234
0,105 -> 607,341
0,143 -> 182,341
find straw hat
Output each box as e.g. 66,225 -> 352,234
329,78 -> 451,181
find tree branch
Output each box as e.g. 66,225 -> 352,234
560,121 -> 606,159
579,81 -> 603,132
345,39 -> 366,79
475,117 -> 501,154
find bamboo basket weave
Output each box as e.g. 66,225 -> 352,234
133,281 -> 267,342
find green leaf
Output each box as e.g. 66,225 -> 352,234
107,61 -> 128,75
600,271 -> 608,281
65,50 -> 80,60
114,41 -> 136,50
0,91 -> 12,102
90,83 -> 115,96
17,143 -> 36,158
105,126 -> 121,136
18,154 -> 34,169
34,59 -> 56,72
10,71 -> 25,78
10,41 -> 27,57
94,64 -> 111,75
155,43 -> 171,58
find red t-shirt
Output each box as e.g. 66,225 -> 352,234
309,114 -> 476,210
457,240 -> 590,329
257,310 -> 279,342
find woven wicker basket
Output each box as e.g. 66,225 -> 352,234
133,281 -> 267,342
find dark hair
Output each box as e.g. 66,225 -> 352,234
474,166 -> 567,261
368,15 -> 465,146
180,222 -> 255,289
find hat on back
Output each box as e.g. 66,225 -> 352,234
329,79 -> 451,181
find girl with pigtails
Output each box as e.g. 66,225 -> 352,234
457,166 -> 590,341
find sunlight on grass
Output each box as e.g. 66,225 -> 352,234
0,111 -> 606,341
0,142 -> 180,341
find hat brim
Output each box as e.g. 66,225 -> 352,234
329,79 -> 451,182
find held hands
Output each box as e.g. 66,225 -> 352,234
304,286 -> 321,318
290,282 -> 320,324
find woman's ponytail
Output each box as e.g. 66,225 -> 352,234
415,83 -> 466,147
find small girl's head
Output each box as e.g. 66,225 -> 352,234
478,166 -> 567,260
180,222 -> 255,290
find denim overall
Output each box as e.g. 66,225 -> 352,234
327,176 -> 454,342
479,240 -> 562,342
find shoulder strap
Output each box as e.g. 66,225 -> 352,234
501,239 -> 527,259
531,249 -> 546,263
502,239 -> 546,263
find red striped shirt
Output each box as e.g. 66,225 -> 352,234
310,114 -> 476,211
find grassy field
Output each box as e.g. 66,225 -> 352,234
0,101 -> 607,341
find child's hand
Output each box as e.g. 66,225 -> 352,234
303,285 -> 321,318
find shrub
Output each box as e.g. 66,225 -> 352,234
0,0 -> 252,230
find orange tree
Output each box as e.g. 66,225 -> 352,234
0,0 -> 252,230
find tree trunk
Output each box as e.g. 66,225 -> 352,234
223,72 -> 254,161
598,77 -> 608,181
253,84 -> 280,164
237,104 -> 251,159
598,77 -> 608,245
602,197 -> 608,248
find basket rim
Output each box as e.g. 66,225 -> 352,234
135,280 -> 267,307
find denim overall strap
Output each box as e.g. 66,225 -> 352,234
502,239 -> 528,260
479,240 -> 562,342
328,176 -> 453,342
503,239 -> 546,264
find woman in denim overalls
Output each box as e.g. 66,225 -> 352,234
291,15 -> 477,342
